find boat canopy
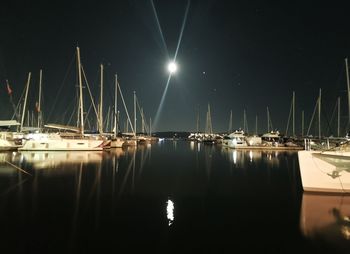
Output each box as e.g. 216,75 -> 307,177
44,123 -> 81,133
0,120 -> 20,126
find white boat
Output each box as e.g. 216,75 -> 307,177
245,135 -> 262,146
261,130 -> 282,146
0,132 -> 22,151
0,120 -> 22,151
19,132 -> 106,151
222,129 -> 248,148
19,47 -> 108,151
297,143 -> 350,193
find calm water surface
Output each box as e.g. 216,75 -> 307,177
0,140 -> 349,253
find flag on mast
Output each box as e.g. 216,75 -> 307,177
6,80 -> 13,95
35,102 -> 40,112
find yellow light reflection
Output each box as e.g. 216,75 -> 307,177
233,150 -> 237,164
190,141 -> 194,151
249,150 -> 253,162
167,199 -> 174,226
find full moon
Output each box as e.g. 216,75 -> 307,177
167,62 -> 177,73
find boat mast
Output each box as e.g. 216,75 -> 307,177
243,109 -> 247,133
292,91 -> 295,137
345,58 -> 350,127
208,103 -> 212,134
196,104 -> 200,133
114,74 -> 118,138
267,106 -> 270,132
141,107 -> 145,134
301,110 -> 304,137
134,91 -> 137,137
150,117 -> 152,136
228,110 -> 232,133
20,72 -> 31,132
255,115 -> 258,135
77,47 -> 84,135
99,64 -> 104,134
318,88 -> 321,139
37,69 -> 42,128
338,97 -> 340,137
117,80 -> 134,135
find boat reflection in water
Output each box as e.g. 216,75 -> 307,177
0,152 -> 18,175
222,149 -> 283,167
300,193 -> 350,251
18,151 -> 104,170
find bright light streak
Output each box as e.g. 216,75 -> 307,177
154,75 -> 171,128
166,199 -> 174,226
152,0 -> 191,131
151,0 -> 168,56
174,0 -> 190,61
168,62 -> 177,73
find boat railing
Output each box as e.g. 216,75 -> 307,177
303,137 -> 350,151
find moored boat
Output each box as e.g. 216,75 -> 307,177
0,120 -> 23,151
297,140 -> 350,193
222,129 -> 248,148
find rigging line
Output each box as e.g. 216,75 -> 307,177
47,52 -> 75,122
174,0 -> 190,61
136,97 -> 150,134
10,77 -> 27,121
6,80 -> 19,121
5,160 -> 32,176
66,93 -> 78,126
81,65 -> 100,128
307,97 -> 319,136
84,103 -> 93,127
285,96 -> 293,136
326,99 -> 339,136
320,100 -> 333,136
117,81 -> 135,134
151,0 -> 169,57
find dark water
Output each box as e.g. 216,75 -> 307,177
0,140 -> 349,253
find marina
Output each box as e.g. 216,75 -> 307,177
0,140 -> 349,253
1,1 -> 350,253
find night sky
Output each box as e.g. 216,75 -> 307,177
1,0 -> 350,135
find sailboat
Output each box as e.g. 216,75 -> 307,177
0,120 -> 22,151
110,74 -> 126,148
19,47 -> 107,151
298,144 -> 350,193
202,104 -> 222,144
261,107 -> 282,146
297,58 -> 350,193
222,110 -> 249,148
113,80 -> 136,147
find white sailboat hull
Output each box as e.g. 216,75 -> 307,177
297,150 -> 350,193
19,134 -> 104,151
